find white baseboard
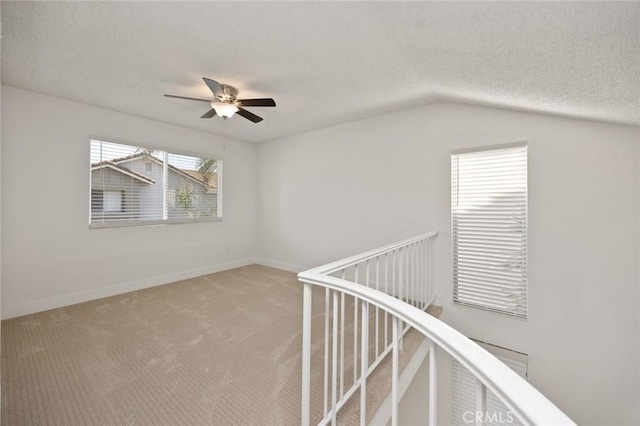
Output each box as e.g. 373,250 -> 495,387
2,258 -> 255,320
253,257 -> 308,273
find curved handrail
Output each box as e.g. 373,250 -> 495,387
304,231 -> 438,276
298,270 -> 575,426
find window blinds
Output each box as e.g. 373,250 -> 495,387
90,140 -> 221,227
452,143 -> 527,318
452,341 -> 528,426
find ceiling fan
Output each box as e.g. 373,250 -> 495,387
164,77 -> 276,123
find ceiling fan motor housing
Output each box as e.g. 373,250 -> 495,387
218,85 -> 238,103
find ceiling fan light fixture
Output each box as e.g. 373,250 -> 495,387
211,102 -> 238,119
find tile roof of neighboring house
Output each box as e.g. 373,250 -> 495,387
90,161 -> 156,184
91,153 -> 217,190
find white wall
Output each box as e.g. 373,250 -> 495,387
256,102 -> 640,425
1,86 -> 257,318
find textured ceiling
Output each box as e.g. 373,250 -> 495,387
2,2 -> 639,143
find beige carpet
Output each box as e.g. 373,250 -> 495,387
2,265 -> 438,425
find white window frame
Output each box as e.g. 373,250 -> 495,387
451,142 -> 528,318
89,139 -> 223,228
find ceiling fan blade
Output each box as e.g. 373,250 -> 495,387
237,98 -> 277,107
203,77 -> 223,97
164,94 -> 211,102
236,108 -> 263,123
201,109 -> 217,119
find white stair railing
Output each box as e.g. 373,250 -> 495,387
299,232 -> 574,426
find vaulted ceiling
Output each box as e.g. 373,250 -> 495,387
2,1 -> 639,143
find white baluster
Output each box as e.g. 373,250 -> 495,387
354,265 -> 359,386
391,316 -> 399,426
429,342 -> 437,426
340,269 -> 346,399
375,256 -> 380,358
360,301 -> 369,426
392,250 -> 396,299
412,243 -> 420,308
429,237 -> 433,303
476,379 -> 487,426
417,240 -> 422,308
420,239 -> 425,308
384,253 -> 389,349
366,259 -> 370,289
423,239 -> 428,307
417,242 -> 421,306
301,283 -> 312,426
331,291 -> 339,426
399,247 -> 403,304
398,248 -> 404,349
425,239 -> 429,304
323,288 -> 330,415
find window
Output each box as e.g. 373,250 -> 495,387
103,190 -> 124,212
90,140 -> 222,227
451,143 -> 527,318
451,340 -> 528,426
